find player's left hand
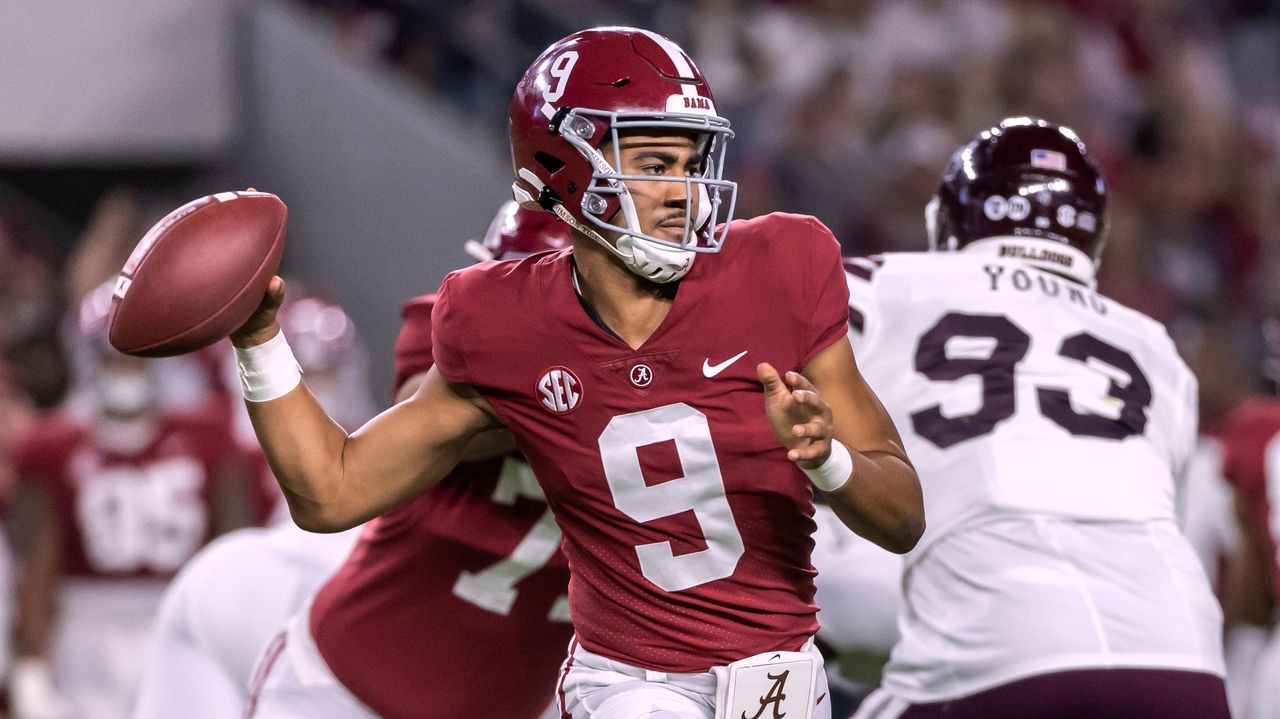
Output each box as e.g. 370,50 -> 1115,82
758,362 -> 832,469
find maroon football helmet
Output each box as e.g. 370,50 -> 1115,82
926,117 -> 1107,285
464,201 -> 573,262
509,27 -> 737,282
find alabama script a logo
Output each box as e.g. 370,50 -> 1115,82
742,669 -> 789,719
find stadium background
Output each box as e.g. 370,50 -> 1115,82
2,0 -> 1278,416
0,0 -> 1277,714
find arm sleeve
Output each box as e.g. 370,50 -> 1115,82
843,256 -> 881,356
392,295 -> 437,397
799,217 -> 852,368
429,272 -> 473,386
1221,407 -> 1262,496
1171,367 -> 1200,486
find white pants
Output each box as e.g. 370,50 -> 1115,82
133,525 -> 357,719
557,639 -> 831,719
54,579 -> 168,719
244,601 -> 376,719
811,505 -> 901,656
1244,629 -> 1280,719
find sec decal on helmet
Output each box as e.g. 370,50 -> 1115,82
508,26 -> 738,283
927,116 -> 1107,286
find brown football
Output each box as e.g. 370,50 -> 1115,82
108,190 -> 288,357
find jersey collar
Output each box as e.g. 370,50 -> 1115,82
959,236 -> 1097,287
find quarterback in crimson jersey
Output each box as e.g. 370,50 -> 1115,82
231,26 -> 922,719
10,294 -> 244,719
432,210 -> 846,670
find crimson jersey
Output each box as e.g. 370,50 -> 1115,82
1220,397 -> 1280,602
309,294 -> 573,719
433,212 -> 849,672
14,409 -> 236,579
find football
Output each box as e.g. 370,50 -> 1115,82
108,190 -> 288,357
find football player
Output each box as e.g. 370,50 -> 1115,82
1218,371 -> 1280,718
183,203 -> 574,719
131,293 -> 373,719
847,118 -> 1228,719
162,203 -> 573,716
232,26 -> 923,719
10,287 -> 247,719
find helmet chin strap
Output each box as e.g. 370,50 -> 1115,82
563,135 -> 702,283
615,234 -> 695,283
551,195 -> 696,284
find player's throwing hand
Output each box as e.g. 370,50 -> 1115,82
230,276 -> 287,348
758,363 -> 832,469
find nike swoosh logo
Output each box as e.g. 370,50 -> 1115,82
816,692 -> 826,706
702,350 -> 748,378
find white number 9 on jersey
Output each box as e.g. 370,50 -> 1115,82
599,403 -> 745,592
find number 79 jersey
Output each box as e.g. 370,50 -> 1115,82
432,213 -> 850,673
846,252 -> 1198,562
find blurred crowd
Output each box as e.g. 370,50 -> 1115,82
6,0 -> 1280,435
306,0 -> 1280,424
0,0 -> 1278,714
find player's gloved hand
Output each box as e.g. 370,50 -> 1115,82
9,657 -> 75,719
230,275 -> 286,348
758,363 -> 833,469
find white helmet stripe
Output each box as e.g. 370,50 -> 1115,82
636,29 -> 695,79
635,29 -> 701,97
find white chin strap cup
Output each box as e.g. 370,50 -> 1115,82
616,234 -> 696,283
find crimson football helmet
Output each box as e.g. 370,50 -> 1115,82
926,116 -> 1107,285
464,201 -> 573,261
509,26 -> 738,283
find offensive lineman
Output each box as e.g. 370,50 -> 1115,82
849,117 -> 1227,718
231,27 -> 923,719
131,294 -> 372,719
245,203 -> 575,719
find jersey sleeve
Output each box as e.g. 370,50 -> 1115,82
799,218 -> 852,368
1170,365 -> 1200,483
430,272 -> 473,386
1220,403 -> 1276,499
393,294 -> 437,396
842,255 -> 883,356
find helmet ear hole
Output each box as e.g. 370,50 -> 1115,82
535,152 -> 565,175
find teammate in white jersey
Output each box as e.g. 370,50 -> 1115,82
849,117 -> 1228,719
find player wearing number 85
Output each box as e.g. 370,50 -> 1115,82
847,118 -> 1229,719
231,26 -> 923,719
11,285 -> 245,719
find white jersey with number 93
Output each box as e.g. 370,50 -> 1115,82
847,252 -> 1198,561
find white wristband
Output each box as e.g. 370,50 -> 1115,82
235,330 -> 302,402
802,441 -> 854,493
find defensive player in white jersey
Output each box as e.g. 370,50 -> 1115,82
848,118 -> 1228,719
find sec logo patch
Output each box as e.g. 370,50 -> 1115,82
536,367 -> 582,414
